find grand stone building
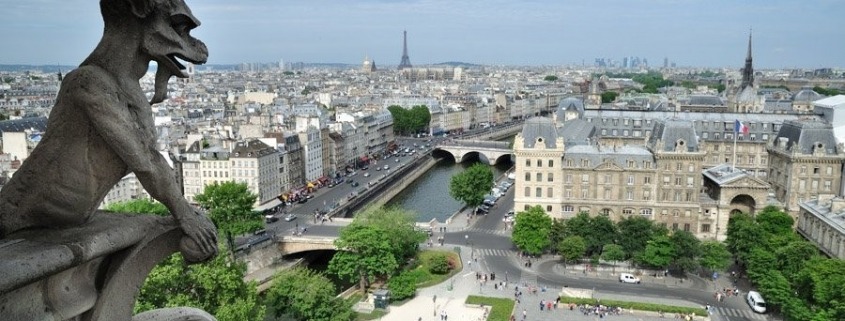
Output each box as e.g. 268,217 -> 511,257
514,96 -> 845,240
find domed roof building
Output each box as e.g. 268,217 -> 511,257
792,86 -> 823,113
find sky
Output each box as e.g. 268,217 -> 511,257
1,0 -> 843,68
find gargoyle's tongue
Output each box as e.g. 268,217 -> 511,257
150,67 -> 172,105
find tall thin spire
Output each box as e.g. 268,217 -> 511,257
398,30 -> 412,70
740,29 -> 754,89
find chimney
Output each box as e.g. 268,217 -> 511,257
830,197 -> 845,213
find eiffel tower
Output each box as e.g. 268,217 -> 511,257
398,30 -> 412,70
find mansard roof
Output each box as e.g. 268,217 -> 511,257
647,118 -> 700,152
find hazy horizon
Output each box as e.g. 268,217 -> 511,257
2,0 -> 844,69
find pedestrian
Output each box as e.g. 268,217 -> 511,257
522,309 -> 527,320
546,301 -> 552,311
540,300 -> 544,311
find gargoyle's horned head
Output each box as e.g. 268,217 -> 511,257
102,0 -> 208,104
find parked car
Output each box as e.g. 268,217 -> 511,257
297,198 -> 308,204
746,291 -> 767,313
362,166 -> 369,170
264,215 -> 278,223
351,181 -> 360,187
364,172 -> 370,177
475,206 -> 489,215
384,165 -> 390,170
284,213 -> 297,222
619,273 -> 641,284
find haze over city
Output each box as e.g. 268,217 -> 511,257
2,0 -> 844,68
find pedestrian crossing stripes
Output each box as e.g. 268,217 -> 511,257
712,306 -> 767,320
472,248 -> 518,257
463,227 -> 511,236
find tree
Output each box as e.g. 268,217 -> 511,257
698,241 -> 731,273
558,236 -> 586,266
638,235 -> 675,269
427,253 -> 450,274
587,215 -> 618,256
194,181 -> 263,237
387,270 -> 418,301
548,218 -> 567,254
669,230 -> 700,274
511,206 -> 552,255
616,216 -> 657,259
265,267 -> 354,321
755,206 -> 794,235
355,206 -> 427,262
328,224 -> 399,290
775,240 -> 818,279
449,163 -> 494,208
135,246 -> 265,321
543,75 -> 558,82
600,244 -> 626,274
726,213 -> 765,264
387,105 -> 431,135
106,198 -> 169,216
600,91 -> 618,103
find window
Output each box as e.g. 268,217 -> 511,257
524,187 -> 530,197
526,159 -> 530,167
525,205 -> 530,210
640,208 -> 652,216
548,160 -> 554,167
622,208 -> 634,215
565,187 -> 572,198
563,205 -> 574,212
801,166 -> 807,174
683,223 -> 691,232
580,188 -> 588,199
604,174 -> 611,184
547,187 -> 553,197
547,173 -> 554,182
565,174 -> 572,183
814,167 -> 819,174
626,189 -> 634,200
672,223 -> 678,230
546,205 -> 553,212
676,162 -> 683,171
687,176 -> 694,186
675,177 -> 682,186
600,208 -> 611,216
537,160 -> 542,167
825,180 -> 832,191
643,190 -> 651,201
644,176 -> 651,184
536,173 -> 542,181
525,173 -> 531,181
581,174 -> 589,183
536,187 -> 542,197
627,175 -> 634,185
604,188 -> 612,199
827,166 -> 833,175
701,224 -> 711,233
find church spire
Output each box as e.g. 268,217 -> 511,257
740,29 -> 754,89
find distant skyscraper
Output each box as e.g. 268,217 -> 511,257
398,30 -> 412,70
663,57 -> 668,68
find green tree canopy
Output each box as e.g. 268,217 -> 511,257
449,163 -> 494,207
135,246 -> 265,321
558,236 -> 586,264
600,244 -> 626,274
194,181 -> 263,237
327,207 -> 423,291
387,105 -> 431,135
755,206 -> 794,235
669,230 -> 701,274
616,216 -> 658,259
106,198 -> 169,216
543,75 -> 558,82
265,267 -> 354,321
698,241 -> 731,272
329,224 -> 398,290
560,212 -> 617,256
511,206 -> 552,255
600,91 -> 618,103
726,213 -> 765,264
638,235 -> 675,269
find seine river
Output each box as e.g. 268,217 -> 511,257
386,156 -> 513,223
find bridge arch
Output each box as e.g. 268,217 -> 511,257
459,151 -> 490,165
431,148 -> 456,162
493,153 -> 515,166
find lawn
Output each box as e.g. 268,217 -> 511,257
465,295 -> 515,321
412,249 -> 463,288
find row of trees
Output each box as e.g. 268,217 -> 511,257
813,86 -> 842,96
726,206 -> 845,320
512,207 -> 731,274
604,71 -> 674,94
387,105 -> 431,135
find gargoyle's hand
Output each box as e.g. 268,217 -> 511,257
177,207 -> 218,263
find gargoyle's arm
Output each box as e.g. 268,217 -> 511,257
70,67 -> 216,253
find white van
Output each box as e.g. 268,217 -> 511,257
618,273 -> 641,284
746,291 -> 767,313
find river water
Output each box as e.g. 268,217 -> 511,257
386,156 -> 513,223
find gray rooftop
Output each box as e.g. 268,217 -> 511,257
563,144 -> 653,169
800,198 -> 845,236
521,117 -> 560,148
702,164 -> 748,185
0,117 -> 47,134
773,119 -> 839,155
647,119 -> 700,152
558,119 -> 595,147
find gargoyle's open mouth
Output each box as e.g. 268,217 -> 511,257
165,53 -> 205,78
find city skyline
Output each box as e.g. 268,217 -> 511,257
2,0 -> 844,68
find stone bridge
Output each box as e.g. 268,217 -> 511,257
433,140 -> 514,165
276,235 -> 338,255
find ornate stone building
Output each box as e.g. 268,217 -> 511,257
798,195 -> 845,259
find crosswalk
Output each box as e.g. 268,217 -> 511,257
462,227 -> 512,236
471,248 -> 518,257
711,306 -> 768,321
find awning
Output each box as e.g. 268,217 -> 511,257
255,198 -> 282,211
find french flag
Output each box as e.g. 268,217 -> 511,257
734,120 -> 749,135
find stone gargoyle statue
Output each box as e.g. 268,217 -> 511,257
0,0 -> 219,320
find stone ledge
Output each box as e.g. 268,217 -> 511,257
1,212 -> 177,296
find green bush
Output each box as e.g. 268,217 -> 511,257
427,252 -> 450,274
387,271 -> 417,301
465,296 -> 515,321
558,296 -> 706,316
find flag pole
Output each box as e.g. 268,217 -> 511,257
732,121 -> 738,172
